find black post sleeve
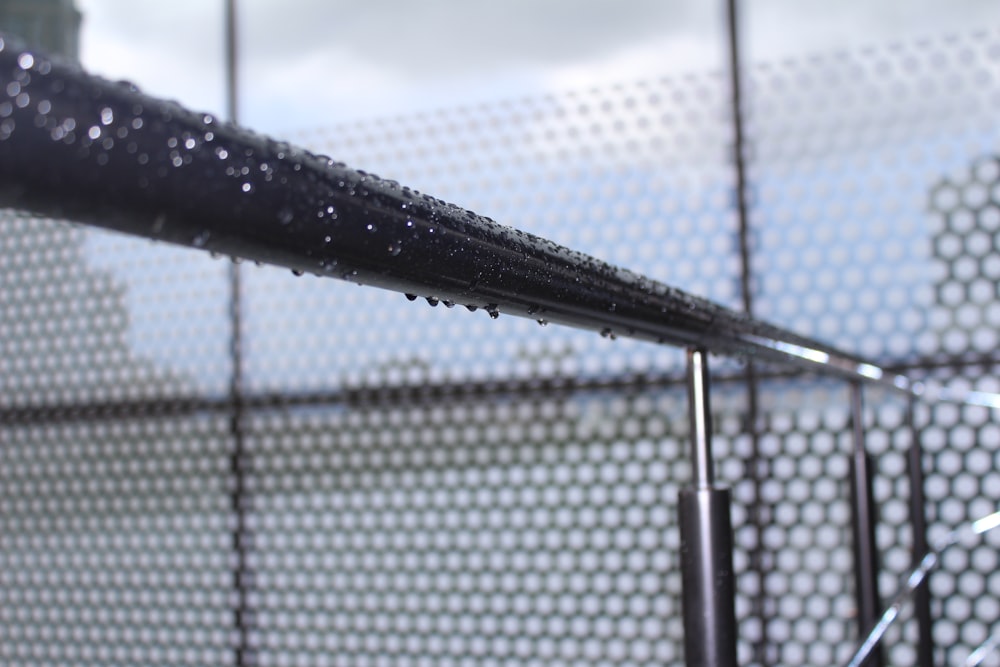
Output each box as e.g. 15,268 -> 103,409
679,487 -> 738,667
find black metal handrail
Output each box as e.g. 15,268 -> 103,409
0,34 -> 931,397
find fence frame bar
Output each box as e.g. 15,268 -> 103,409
849,382 -> 884,667
679,349 -> 738,667
0,35 -> 929,396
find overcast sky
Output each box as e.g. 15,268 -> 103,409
74,0 -> 998,136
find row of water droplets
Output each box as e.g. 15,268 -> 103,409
0,39 -> 51,142
1,34 -> 714,345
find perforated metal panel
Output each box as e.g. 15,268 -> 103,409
0,414 -> 235,665
2,24 -> 1000,667
242,393 -> 691,665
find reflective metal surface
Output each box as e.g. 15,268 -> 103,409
0,33 -> 996,410
845,510 -> 1000,667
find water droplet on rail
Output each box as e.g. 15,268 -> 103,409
426,297 -> 439,307
600,328 -> 616,339
388,242 -> 402,256
405,294 -> 418,301
537,319 -> 548,327
151,213 -> 166,233
486,305 -> 500,319
291,269 -> 304,277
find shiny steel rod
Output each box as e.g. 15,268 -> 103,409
686,348 -> 714,489
680,348 -> 737,667
848,382 -> 883,667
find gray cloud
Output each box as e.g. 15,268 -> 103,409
71,0 -> 998,133
239,0 -> 712,76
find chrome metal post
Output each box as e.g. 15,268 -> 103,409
906,397 -> 934,667
679,348 -> 738,667
848,382 -> 883,667
688,347 -> 715,489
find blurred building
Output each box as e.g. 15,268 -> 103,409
0,0 -> 81,60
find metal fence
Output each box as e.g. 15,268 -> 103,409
1,13 -> 999,667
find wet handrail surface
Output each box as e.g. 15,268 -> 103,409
0,35 -> 991,405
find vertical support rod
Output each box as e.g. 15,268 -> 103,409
679,348 -> 738,667
906,397 -> 934,667
225,0 -> 239,125
848,382 -> 883,667
724,0 -> 753,318
723,0 -> 770,659
225,2 -> 251,666
687,348 -> 715,489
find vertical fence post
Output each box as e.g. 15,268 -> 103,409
679,348 -> 738,667
907,396 -> 934,667
848,381 -> 883,667
224,2 -> 253,665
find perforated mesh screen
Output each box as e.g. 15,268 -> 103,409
242,393 -> 695,665
0,414 -> 235,665
3,24 -> 1000,667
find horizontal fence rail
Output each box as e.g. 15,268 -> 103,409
0,33 -> 994,408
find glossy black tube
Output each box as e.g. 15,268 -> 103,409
679,487 -> 738,667
906,398 -> 934,667
849,383 -> 884,667
0,36 -> 932,386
